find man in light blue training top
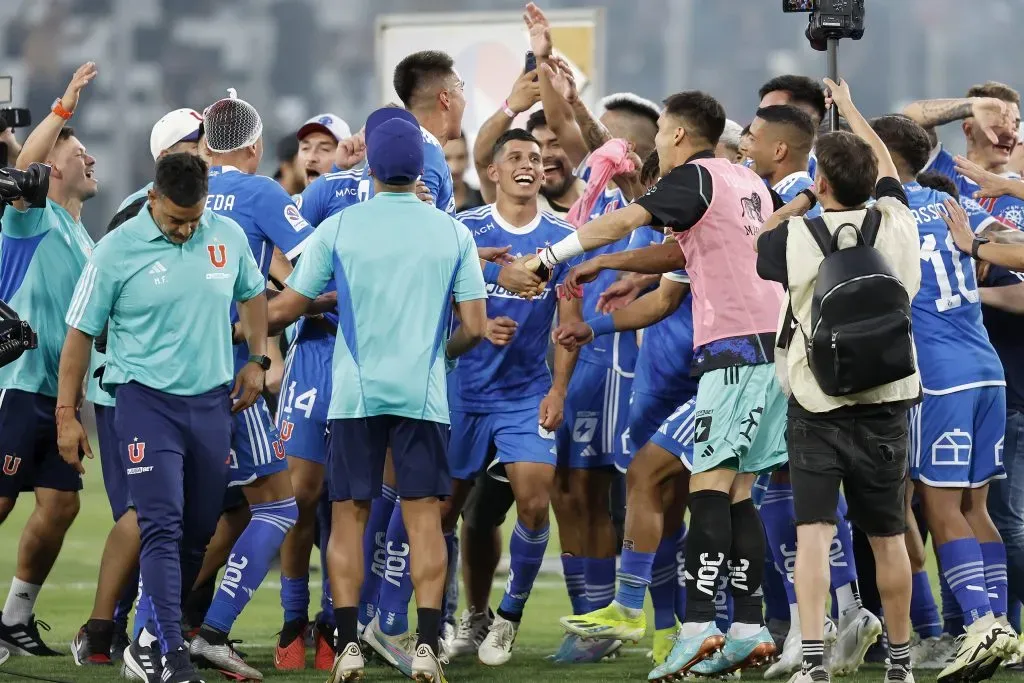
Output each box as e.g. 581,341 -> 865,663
0,61 -> 98,659
268,107 -> 488,683
55,152 -> 269,683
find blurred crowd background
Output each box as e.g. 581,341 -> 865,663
2,0 -> 1022,237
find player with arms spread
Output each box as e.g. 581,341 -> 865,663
514,90 -> 788,681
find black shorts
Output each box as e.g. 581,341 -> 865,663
327,416 -> 451,502
787,404 -> 909,537
0,389 -> 82,498
462,469 -> 514,531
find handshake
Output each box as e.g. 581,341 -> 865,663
479,245 -> 551,299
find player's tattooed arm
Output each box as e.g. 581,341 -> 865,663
903,97 -> 1007,146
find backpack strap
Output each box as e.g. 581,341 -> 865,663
859,207 -> 883,246
804,215 -> 834,257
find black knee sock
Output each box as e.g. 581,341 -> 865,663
729,498 -> 765,626
417,608 -> 441,652
684,490 -> 731,624
334,606 -> 358,649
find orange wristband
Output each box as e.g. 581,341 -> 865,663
51,98 -> 73,121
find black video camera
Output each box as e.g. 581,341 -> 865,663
0,76 -> 31,167
0,299 -> 36,370
0,163 -> 49,207
783,0 -> 865,50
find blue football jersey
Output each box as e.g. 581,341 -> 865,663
449,205 -> 576,411
633,270 -> 699,402
905,181 -> 1004,392
297,168 -> 363,227
926,144 -> 1024,226
298,126 -> 454,227
577,186 -> 641,373
207,165 -> 314,365
807,151 -> 817,179
773,171 -> 822,218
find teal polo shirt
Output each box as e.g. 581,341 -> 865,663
287,192 -> 487,424
67,206 -> 265,396
0,200 -> 94,397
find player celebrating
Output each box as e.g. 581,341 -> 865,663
870,113 -> 1017,682
0,62 -> 98,658
904,82 -> 1024,226
174,91 -> 314,681
296,113 -> 350,187
517,90 -> 787,680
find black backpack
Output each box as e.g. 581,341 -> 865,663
797,208 -> 916,397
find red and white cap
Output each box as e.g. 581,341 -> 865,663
149,108 -> 204,161
296,113 -> 351,143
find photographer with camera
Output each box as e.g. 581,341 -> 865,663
0,61 -> 98,658
755,78 -> 921,683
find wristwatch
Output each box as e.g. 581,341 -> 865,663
51,98 -> 73,121
971,236 -> 990,259
248,354 -> 271,370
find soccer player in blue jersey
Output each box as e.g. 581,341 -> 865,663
904,82 -> 1024,227
757,75 -> 827,178
871,114 -> 1017,681
69,107 -> 207,668
0,62 -> 98,659
145,93 -> 312,681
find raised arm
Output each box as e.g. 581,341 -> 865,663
524,3 -> 591,168
902,96 -> 1006,147
824,78 -> 898,183
473,72 -> 540,204
13,62 -> 97,210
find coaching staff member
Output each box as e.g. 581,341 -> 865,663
55,153 -> 268,683
268,107 -> 488,681
754,78 -> 921,683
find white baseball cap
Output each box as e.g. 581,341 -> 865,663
149,108 -> 204,161
297,113 -> 351,143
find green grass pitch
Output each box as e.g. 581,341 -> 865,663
0,458 -> 1013,682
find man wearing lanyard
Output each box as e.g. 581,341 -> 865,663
55,152 -> 268,683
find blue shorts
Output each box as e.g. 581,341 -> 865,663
96,404 -> 132,520
229,396 -> 287,487
278,332 -> 333,464
326,416 -> 451,501
648,397 -> 698,471
618,389 -> 695,473
449,399 -> 557,480
557,361 -> 631,470
0,389 -> 82,498
910,385 -> 1007,488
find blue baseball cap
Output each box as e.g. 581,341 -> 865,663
365,106 -> 418,139
366,112 -> 424,185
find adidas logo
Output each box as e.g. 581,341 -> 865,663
147,262 -> 168,275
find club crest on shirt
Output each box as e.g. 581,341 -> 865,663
740,192 -> 763,223
208,244 -> 227,268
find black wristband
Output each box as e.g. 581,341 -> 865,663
799,188 -> 818,208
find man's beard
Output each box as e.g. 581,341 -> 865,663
540,174 -> 577,203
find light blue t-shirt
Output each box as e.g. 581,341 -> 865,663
287,192 -> 487,423
0,200 -> 94,397
67,207 -> 265,396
